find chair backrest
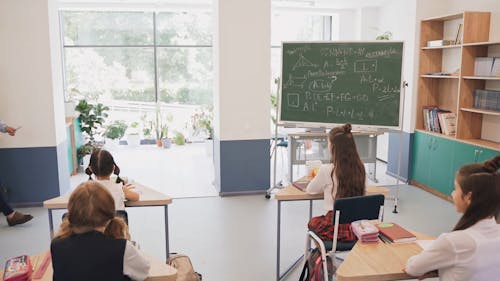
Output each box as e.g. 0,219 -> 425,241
332,194 -> 385,224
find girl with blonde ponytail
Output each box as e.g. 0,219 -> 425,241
51,181 -> 150,281
405,155 -> 500,281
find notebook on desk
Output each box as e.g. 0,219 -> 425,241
292,180 -> 310,191
376,222 -> 416,243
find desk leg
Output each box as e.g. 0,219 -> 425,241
165,205 -> 169,260
309,200 -> 313,219
48,209 -> 54,239
276,201 -> 281,281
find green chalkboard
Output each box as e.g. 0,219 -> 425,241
279,41 -> 404,128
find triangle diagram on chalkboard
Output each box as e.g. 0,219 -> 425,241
292,54 -> 317,70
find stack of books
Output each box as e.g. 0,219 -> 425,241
422,106 -> 456,136
426,40 -> 454,47
351,220 -> 379,243
376,222 -> 416,244
474,89 -> 500,111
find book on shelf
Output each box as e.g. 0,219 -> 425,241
376,222 -> 416,243
438,112 -> 456,136
474,57 -> 500,77
426,40 -> 454,47
474,89 -> 500,111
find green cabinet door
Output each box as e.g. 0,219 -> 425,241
428,136 -> 454,195
411,132 -> 432,185
451,141 -> 477,184
477,147 -> 499,163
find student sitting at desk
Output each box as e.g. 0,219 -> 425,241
405,155 -> 500,281
85,149 -> 139,223
51,181 -> 150,281
306,124 -> 366,241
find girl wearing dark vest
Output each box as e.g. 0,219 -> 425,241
306,124 -> 366,242
405,156 -> 500,280
51,181 -> 150,281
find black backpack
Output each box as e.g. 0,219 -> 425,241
299,248 -> 335,281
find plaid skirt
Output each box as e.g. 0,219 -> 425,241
307,210 -> 356,241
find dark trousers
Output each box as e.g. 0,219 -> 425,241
0,190 -> 14,217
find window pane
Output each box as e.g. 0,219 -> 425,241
156,12 -> 212,45
157,47 -> 213,105
62,11 -> 153,45
65,47 -> 155,103
271,13 -> 324,46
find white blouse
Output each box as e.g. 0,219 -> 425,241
305,164 -> 337,211
96,179 -> 126,211
123,241 -> 150,281
406,217 -> 500,281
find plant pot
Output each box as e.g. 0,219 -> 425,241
205,138 -> 213,156
156,139 -> 163,147
162,138 -> 172,149
127,134 -> 141,147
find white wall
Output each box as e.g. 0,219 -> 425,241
0,0 -> 66,148
215,0 -> 270,141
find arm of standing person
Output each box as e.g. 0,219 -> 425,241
123,241 -> 151,281
123,184 -> 140,201
0,121 -> 16,136
305,164 -> 332,194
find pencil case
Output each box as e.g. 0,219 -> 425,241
2,255 -> 32,281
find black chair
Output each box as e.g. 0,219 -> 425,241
305,194 -> 385,281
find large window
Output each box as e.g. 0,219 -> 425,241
61,11 -> 213,106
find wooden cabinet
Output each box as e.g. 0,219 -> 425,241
412,11 -> 500,200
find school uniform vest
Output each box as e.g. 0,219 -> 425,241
51,231 -> 130,281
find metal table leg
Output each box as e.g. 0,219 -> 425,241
165,205 -> 169,259
48,209 -> 54,239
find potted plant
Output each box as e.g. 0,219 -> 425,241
154,104 -> 173,147
75,100 -> 109,164
140,113 -> 156,145
127,121 -> 141,147
173,131 -> 186,146
104,120 -> 128,146
190,105 -> 213,155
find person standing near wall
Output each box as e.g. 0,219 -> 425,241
0,120 -> 33,226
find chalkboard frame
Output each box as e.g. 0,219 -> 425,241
277,41 -> 405,131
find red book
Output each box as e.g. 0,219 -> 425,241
376,222 -> 416,243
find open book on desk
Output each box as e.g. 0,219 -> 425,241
292,179 -> 310,192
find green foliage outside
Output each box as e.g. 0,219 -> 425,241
104,120 -> 128,140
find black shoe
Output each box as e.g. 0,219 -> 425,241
6,212 -> 33,226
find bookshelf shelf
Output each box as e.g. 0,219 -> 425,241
462,41 -> 500,46
460,107 -> 500,116
414,129 -> 456,140
462,76 -> 500,80
420,75 -> 459,79
421,45 -> 461,50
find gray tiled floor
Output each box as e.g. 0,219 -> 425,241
1,183 -> 457,281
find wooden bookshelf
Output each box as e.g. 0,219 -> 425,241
417,11 -> 499,150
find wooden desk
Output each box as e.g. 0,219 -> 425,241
337,231 -> 436,281
0,252 -> 177,281
43,184 -> 173,258
274,184 -> 390,281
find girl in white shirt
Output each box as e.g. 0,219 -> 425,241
306,124 -> 366,242
405,155 -> 500,281
51,181 -> 150,281
85,149 -> 139,222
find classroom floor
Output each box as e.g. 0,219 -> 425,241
1,163 -> 456,280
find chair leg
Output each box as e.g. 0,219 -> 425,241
308,231 -> 329,281
304,232 -> 311,268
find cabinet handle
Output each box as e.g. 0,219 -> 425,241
474,149 -> 479,162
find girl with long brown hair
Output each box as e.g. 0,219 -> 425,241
306,123 -> 366,241
51,181 -> 150,281
405,155 -> 500,281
